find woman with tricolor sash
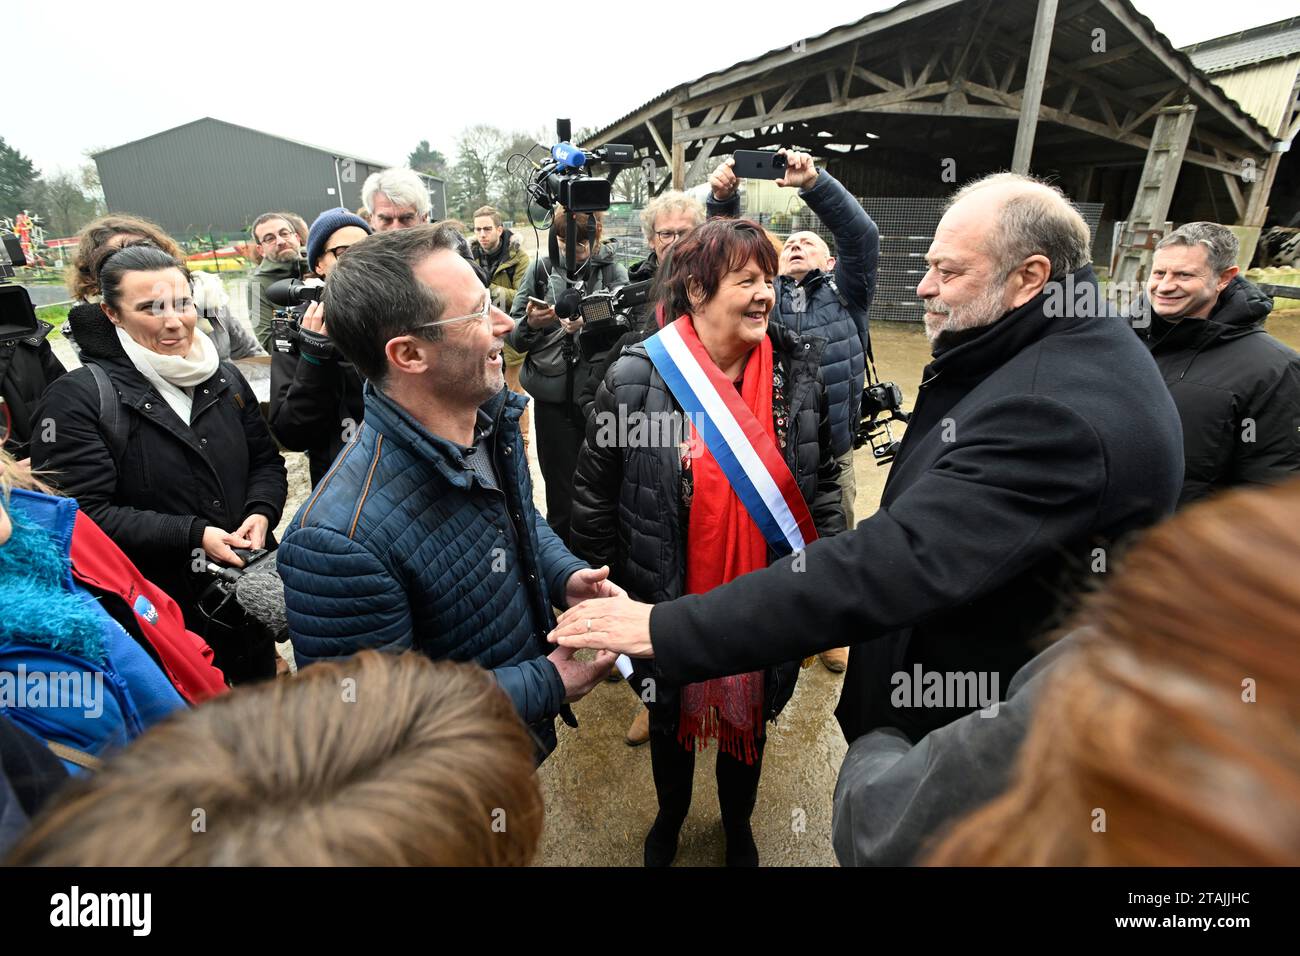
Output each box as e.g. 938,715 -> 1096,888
571,219 -> 845,866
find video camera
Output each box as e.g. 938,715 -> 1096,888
516,119 -> 636,282
266,277 -> 325,356
557,278 -> 653,361
854,380 -> 910,466
524,119 -> 636,218
0,233 -> 37,345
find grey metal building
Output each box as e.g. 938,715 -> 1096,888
93,117 -> 447,239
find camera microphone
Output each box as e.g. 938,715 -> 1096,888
550,143 -> 588,171
554,287 -> 583,319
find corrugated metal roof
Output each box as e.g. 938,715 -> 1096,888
585,0 -> 1277,151
93,117 -> 443,181
1206,56 -> 1300,135
1182,17 -> 1300,75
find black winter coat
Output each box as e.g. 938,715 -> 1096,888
576,253 -> 661,420
645,266 -> 1185,744
709,171 -> 879,456
29,306 -> 287,630
506,245 -> 630,406
1140,276 -> 1300,505
268,347 -> 365,488
0,321 -> 66,459
571,322 -> 846,732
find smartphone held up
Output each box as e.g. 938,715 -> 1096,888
731,150 -> 789,180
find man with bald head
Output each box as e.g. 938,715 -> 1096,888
550,172 -> 1184,775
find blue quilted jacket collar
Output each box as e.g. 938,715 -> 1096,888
361,382 -> 526,490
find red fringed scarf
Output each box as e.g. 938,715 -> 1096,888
678,316 -> 773,765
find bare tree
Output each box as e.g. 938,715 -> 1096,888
449,125 -> 509,220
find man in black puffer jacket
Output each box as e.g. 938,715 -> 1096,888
1141,221 -> 1300,505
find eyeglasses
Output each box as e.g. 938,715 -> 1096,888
326,244 -> 352,260
655,228 -> 692,242
259,228 -> 296,246
406,288 -> 496,334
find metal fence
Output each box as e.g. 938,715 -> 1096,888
604,197 -> 1106,323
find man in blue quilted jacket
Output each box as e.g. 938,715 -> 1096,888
277,224 -> 618,761
708,149 -> 880,673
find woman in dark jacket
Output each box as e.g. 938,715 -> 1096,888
507,208 -> 629,543
30,246 -> 287,682
571,219 -> 844,866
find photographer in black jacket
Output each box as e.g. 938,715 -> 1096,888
267,208 -> 370,488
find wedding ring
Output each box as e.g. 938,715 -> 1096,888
585,619 -> 592,633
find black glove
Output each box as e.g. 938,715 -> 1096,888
297,325 -> 336,362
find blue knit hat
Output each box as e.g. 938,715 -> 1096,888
307,207 -> 372,272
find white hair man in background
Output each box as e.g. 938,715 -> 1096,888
362,168 -> 432,232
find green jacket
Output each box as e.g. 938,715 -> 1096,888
249,255 -> 304,351
474,231 -> 532,365
473,230 -> 531,307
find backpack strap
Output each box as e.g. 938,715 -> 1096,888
86,362 -> 128,467
45,739 -> 104,771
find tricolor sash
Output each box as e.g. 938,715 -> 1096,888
644,317 -> 818,556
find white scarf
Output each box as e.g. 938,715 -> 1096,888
115,326 -> 220,424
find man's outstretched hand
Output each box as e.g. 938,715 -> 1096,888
549,594 -> 655,659
547,644 -> 617,703
564,565 -> 627,607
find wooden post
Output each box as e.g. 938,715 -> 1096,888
671,142 -> 686,190
1113,104 -> 1197,285
1242,148 -> 1282,227
1011,0 -> 1059,174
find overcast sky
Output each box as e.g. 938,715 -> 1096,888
8,0 -> 1295,177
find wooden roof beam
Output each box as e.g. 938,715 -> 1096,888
683,0 -> 966,99
1096,0 -> 1273,152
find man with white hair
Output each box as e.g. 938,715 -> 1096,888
362,168 -> 432,232
549,173 -> 1185,786
1140,221 -> 1300,505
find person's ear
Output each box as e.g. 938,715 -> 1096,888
100,301 -> 120,326
1009,255 -> 1052,307
384,334 -> 433,377
686,277 -> 706,312
825,255 -> 836,271
1216,265 -> 1240,293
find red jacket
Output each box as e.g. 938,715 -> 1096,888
69,510 -> 228,703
